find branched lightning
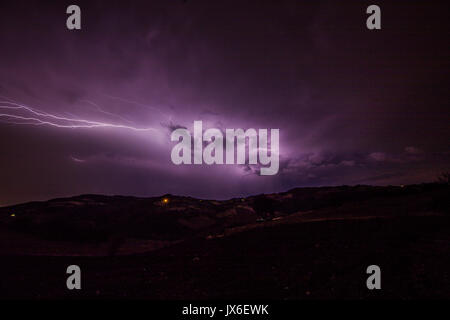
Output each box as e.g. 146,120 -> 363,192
0,97 -> 157,132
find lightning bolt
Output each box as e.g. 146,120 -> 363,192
0,97 -> 157,132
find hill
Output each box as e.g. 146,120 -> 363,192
0,183 -> 449,298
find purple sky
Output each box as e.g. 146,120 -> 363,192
0,0 -> 449,205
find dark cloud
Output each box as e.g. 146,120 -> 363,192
160,121 -> 187,133
0,0 -> 448,205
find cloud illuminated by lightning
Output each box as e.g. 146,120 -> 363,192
0,97 -> 157,132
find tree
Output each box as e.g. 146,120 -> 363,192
252,196 -> 277,220
437,172 -> 450,185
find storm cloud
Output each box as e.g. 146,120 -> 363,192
0,0 -> 448,205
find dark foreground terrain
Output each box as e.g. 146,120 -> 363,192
0,184 -> 449,299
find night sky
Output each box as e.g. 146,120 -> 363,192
0,0 -> 448,206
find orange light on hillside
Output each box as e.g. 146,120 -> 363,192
162,198 -> 169,204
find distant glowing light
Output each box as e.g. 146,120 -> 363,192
10,213 -> 15,217
162,198 -> 169,204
